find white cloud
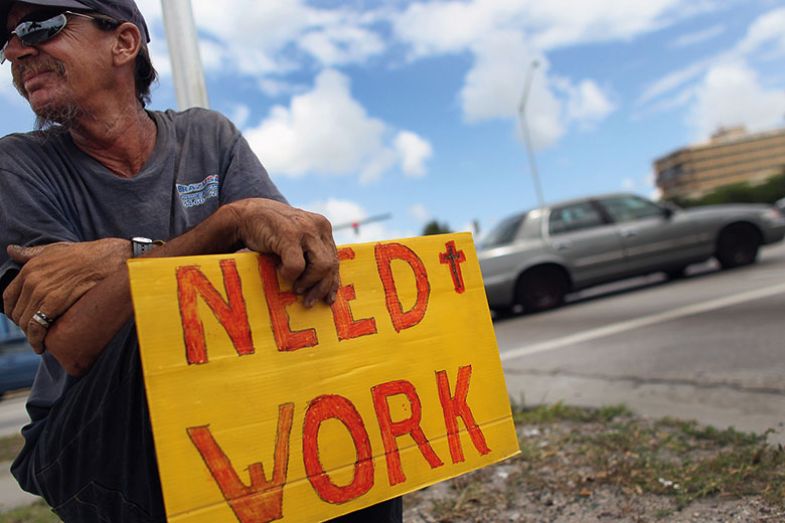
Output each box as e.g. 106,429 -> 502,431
562,79 -> 616,127
638,60 -> 709,105
735,7 -> 785,58
670,24 -> 725,48
228,104 -> 251,130
303,198 -> 408,245
640,7 -> 785,110
409,204 -> 431,223
688,62 -> 785,139
459,32 -> 566,149
394,131 -> 432,178
191,2 -> 384,76
257,78 -> 300,98
299,26 -> 385,67
393,0 -> 691,55
245,69 -> 431,182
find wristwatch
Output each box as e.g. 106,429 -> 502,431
131,237 -> 158,258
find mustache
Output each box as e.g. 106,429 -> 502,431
12,58 -> 66,97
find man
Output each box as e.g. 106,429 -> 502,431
0,0 -> 402,521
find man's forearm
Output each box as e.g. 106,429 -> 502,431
45,205 -> 240,376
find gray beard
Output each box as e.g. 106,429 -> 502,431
33,103 -> 84,131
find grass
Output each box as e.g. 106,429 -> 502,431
0,502 -> 58,523
0,435 -> 24,464
511,402 -> 785,509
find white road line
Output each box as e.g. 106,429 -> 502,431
500,282 -> 785,363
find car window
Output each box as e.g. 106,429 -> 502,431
549,203 -> 604,235
481,213 -> 526,248
600,196 -> 664,223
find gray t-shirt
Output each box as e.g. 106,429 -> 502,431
0,108 -> 286,443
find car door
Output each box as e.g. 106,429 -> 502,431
545,201 -> 626,287
597,195 -> 705,273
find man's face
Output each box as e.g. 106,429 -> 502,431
4,3 -> 116,126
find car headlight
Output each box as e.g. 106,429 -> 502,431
763,207 -> 785,223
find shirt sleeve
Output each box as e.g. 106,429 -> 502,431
0,169 -> 80,296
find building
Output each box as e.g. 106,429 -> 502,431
654,126 -> 785,201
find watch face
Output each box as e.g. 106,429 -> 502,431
132,237 -> 155,258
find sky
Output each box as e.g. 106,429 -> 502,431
2,0 -> 785,245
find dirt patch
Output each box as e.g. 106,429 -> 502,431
404,404 -> 785,522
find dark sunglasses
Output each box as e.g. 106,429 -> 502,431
1,11 -> 117,64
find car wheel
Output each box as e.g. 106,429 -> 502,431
490,305 -> 513,319
516,268 -> 567,313
716,224 -> 760,269
665,266 -> 688,279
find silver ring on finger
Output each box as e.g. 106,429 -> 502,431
31,310 -> 54,329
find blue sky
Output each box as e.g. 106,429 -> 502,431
2,0 -> 785,244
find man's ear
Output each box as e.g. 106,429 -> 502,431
112,22 -> 142,67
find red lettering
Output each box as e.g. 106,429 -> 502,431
258,255 -> 318,352
331,248 -> 377,341
187,403 -> 294,523
177,260 -> 254,365
436,366 -> 491,463
371,380 -> 443,485
302,395 -> 374,504
374,243 -> 430,332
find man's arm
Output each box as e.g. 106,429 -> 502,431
4,199 -> 340,377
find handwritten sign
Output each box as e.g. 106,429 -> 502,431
128,233 -> 519,522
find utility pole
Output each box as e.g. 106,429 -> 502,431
518,60 -> 545,210
161,0 -> 209,109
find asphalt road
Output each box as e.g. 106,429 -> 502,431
499,241 -> 785,443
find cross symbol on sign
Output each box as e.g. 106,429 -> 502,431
439,240 -> 467,294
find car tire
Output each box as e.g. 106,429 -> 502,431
490,305 -> 513,319
516,267 -> 567,313
665,266 -> 688,279
716,224 -> 760,269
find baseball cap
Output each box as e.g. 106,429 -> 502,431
0,0 -> 150,49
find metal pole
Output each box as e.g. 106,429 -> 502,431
161,0 -> 209,109
518,60 -> 545,210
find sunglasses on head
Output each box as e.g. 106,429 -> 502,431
1,10 -> 118,64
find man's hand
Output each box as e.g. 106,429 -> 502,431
227,199 -> 340,307
3,239 -> 129,353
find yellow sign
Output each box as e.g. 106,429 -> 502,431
128,233 -> 519,522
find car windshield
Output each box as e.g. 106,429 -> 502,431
480,213 -> 526,249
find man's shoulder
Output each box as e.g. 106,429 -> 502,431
153,107 -> 237,132
0,129 -> 56,149
0,130 -> 68,166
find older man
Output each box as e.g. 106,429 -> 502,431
0,0 -> 401,521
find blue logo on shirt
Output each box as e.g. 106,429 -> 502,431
177,175 -> 220,208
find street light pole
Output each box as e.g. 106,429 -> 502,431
161,0 -> 209,109
518,60 -> 545,210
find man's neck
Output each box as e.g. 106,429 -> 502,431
68,105 -> 157,179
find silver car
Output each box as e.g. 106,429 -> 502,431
478,193 -> 785,314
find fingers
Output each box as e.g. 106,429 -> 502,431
231,199 -> 340,307
25,318 -> 47,354
7,244 -> 45,264
277,244 -> 307,283
294,242 -> 339,307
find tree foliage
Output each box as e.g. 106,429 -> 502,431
666,172 -> 785,208
422,220 -> 452,236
